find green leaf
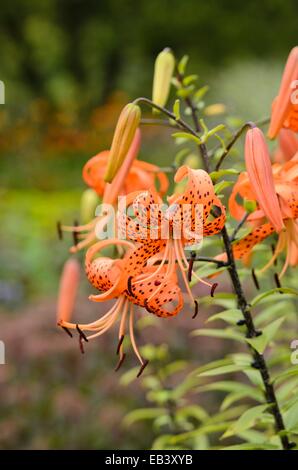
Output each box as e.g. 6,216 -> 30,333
196,381 -> 256,395
237,429 -> 270,444
176,405 -> 209,423
276,377 -> 298,401
200,292 -> 236,309
194,85 -> 209,100
197,364 -> 250,378
243,369 -> 265,389
207,405 -> 249,425
246,317 -> 285,354
190,265 -> 227,285
206,124 -> 225,139
254,301 -> 294,326
210,168 -> 239,181
191,328 -> 245,343
183,74 -> 198,86
159,360 -> 188,379
206,308 -> 242,325
220,388 -> 263,411
273,366 -> 298,383
284,400 -> 298,430
172,132 -> 201,145
167,422 -> 232,445
221,404 -> 269,438
173,99 -> 181,120
251,288 -> 298,306
214,180 -> 233,194
119,367 -> 141,385
191,358 -> 234,377
123,408 -> 167,427
222,443 -> 279,450
177,55 -> 189,75
177,85 -> 195,98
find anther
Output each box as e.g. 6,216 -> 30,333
210,283 -> 218,297
137,359 -> 149,378
115,353 -> 126,372
61,326 -> 73,338
187,251 -> 196,282
76,324 -> 88,342
192,300 -> 199,319
56,221 -> 63,240
274,273 -> 283,291
79,337 -> 85,354
144,299 -> 154,313
237,319 -> 246,326
72,220 -> 79,246
251,268 -> 260,290
271,245 -> 277,266
255,330 -> 262,337
116,335 -> 125,355
127,276 -> 135,297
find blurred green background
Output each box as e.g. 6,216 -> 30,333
0,0 -> 297,449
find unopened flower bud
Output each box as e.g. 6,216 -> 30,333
104,103 -> 141,183
245,127 -> 284,232
152,48 -> 175,111
80,189 -> 100,224
57,258 -> 80,324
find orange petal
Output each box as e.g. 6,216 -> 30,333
128,270 -> 184,318
229,172 -> 257,220
275,129 -> 298,162
203,196 -> 226,236
57,258 -> 80,324
268,47 -> 298,139
82,151 -> 109,195
169,166 -> 224,238
245,127 -> 284,232
123,240 -> 166,277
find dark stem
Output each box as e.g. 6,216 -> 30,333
187,255 -> 228,267
183,95 -> 291,450
230,212 -> 249,242
214,117 -> 270,171
176,72 -> 212,172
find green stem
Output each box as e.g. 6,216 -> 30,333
215,117 -> 270,171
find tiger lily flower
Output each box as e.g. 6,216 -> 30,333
57,167 -> 225,372
268,46 -> 298,139
245,127 -> 284,233
82,129 -> 168,202
122,166 -> 226,311
58,237 -> 183,375
228,154 -> 298,277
